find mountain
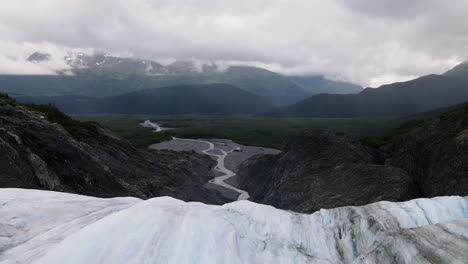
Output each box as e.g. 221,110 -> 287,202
272,61 -> 468,117
2,189 -> 467,263
65,54 -> 205,76
17,83 -> 273,115
444,60 -> 468,81
0,52 -> 365,106
0,94 -> 227,204
208,66 -> 309,105
288,75 -> 362,95
69,53 -> 167,77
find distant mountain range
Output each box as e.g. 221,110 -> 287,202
17,84 -> 272,115
0,52 -> 362,106
7,52 -> 468,118
271,61 -> 468,117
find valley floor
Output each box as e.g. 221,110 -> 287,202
150,137 -> 280,200
75,114 -> 400,149
1,188 -> 466,263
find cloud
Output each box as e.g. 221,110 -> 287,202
0,0 -> 466,86
0,41 -> 93,74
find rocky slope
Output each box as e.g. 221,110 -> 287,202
239,104 -> 468,212
384,103 -> 468,197
1,189 -> 466,263
0,94 -> 226,204
237,130 -> 419,213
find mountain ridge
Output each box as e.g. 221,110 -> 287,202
0,52 -> 362,106
288,75 -> 362,95
16,83 -> 273,115
271,61 -> 468,117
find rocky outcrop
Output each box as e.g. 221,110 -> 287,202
239,104 -> 468,213
384,104 -> 468,198
0,95 -> 227,204
237,130 -> 418,213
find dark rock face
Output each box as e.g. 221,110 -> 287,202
238,130 -> 418,213
0,97 -> 227,204
384,106 -> 468,197
27,52 -> 50,63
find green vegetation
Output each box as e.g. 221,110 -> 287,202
406,103 -> 468,133
360,103 -> 468,148
1,93 -> 101,143
74,114 -> 172,148
22,103 -> 102,142
438,103 -> 468,123
12,90 -> 462,150
75,114 -> 402,149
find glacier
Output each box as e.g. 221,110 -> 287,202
0,188 -> 467,264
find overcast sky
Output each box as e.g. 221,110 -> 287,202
0,0 -> 467,87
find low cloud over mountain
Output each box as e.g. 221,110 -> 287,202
0,0 -> 467,86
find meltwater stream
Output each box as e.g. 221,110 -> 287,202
140,120 -> 173,132
172,137 -> 250,200
142,120 -> 266,200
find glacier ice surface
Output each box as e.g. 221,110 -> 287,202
0,188 -> 467,264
